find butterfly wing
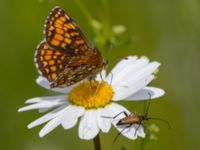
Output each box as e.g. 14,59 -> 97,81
35,41 -> 104,88
35,40 -> 71,82
35,7 -> 105,88
45,7 -> 91,55
50,49 -> 104,88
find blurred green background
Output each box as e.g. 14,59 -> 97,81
0,0 -> 200,150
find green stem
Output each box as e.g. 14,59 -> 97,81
73,0 -> 93,22
101,0 -> 111,36
73,0 -> 101,44
140,138 -> 146,150
93,134 -> 101,150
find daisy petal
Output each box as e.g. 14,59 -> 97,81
107,57 -> 149,85
136,125 -> 145,138
79,110 -> 99,140
36,76 -> 75,94
28,104 -> 69,129
125,87 -> 165,101
96,108 -> 112,133
25,95 -> 66,104
18,100 -> 65,112
39,115 -> 62,137
39,108 -> 51,113
125,62 -> 159,86
113,75 -> 154,101
117,125 -> 137,140
106,56 -> 138,83
104,103 -> 131,123
116,124 -> 145,140
96,70 -> 106,81
18,95 -> 67,112
113,61 -> 159,88
61,105 -> 84,129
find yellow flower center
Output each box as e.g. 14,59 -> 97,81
69,81 -> 114,109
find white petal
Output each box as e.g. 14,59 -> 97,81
18,103 -> 58,112
96,70 -> 106,81
96,108 -> 112,133
117,125 -> 137,140
79,110 -> 99,140
39,108 -> 51,113
36,76 -> 75,94
61,105 -> 84,129
103,103 -> 131,123
113,61 -> 159,88
107,57 -> 149,85
106,56 -> 138,84
115,124 -> 145,140
113,75 -> 154,101
125,87 -> 165,101
126,62 -> 159,86
39,115 -> 63,137
25,95 -> 66,104
28,104 -> 69,129
136,125 -> 145,138
18,95 -> 67,112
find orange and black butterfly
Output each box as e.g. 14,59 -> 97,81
35,7 -> 107,88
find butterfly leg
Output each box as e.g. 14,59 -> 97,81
93,81 -> 101,97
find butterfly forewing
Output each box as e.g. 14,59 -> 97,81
45,7 -> 91,55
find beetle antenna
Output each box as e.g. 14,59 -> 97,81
145,92 -> 152,116
148,117 -> 171,129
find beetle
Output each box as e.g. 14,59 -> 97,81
103,93 -> 170,144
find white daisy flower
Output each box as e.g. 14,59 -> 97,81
18,56 -> 165,140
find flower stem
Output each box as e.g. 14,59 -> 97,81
73,0 -> 93,22
93,134 -> 101,150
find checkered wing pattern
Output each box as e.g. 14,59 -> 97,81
35,41 -> 70,82
50,49 -> 104,87
45,7 -> 91,55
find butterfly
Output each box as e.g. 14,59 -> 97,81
35,6 -> 107,88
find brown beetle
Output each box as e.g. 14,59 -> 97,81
103,93 -> 170,144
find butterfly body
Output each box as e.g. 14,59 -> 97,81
35,7 -> 106,88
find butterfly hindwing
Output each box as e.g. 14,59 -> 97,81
45,7 -> 91,55
35,41 -> 71,82
50,49 -> 104,87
